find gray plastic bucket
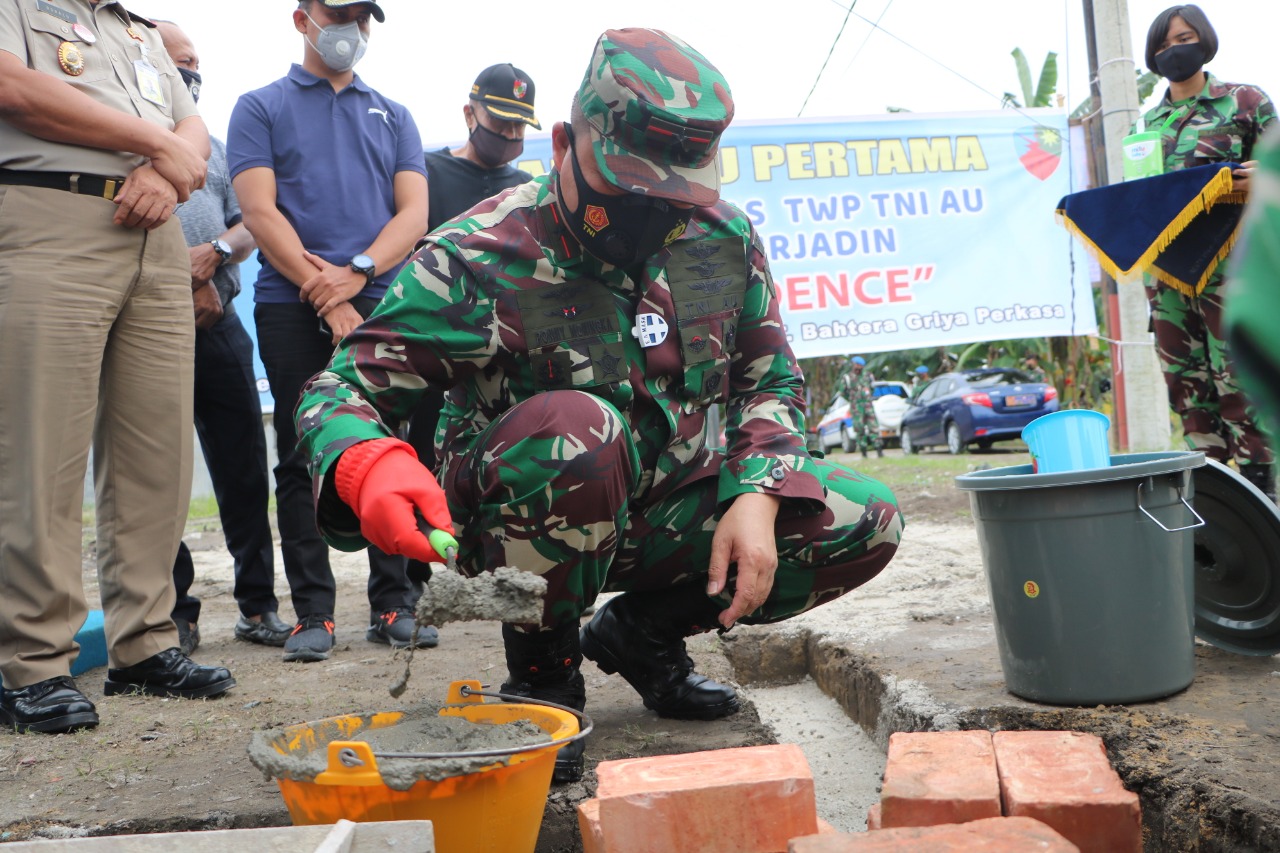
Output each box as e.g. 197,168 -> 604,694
955,451 -> 1206,705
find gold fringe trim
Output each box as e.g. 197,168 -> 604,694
1056,167 -> 1243,295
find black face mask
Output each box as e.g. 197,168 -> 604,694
178,67 -> 201,102
1155,42 -> 1205,83
469,121 -> 523,167
557,125 -> 693,268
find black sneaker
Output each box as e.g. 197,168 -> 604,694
367,608 -> 439,649
103,648 -> 235,699
283,615 -> 335,663
234,612 -> 293,647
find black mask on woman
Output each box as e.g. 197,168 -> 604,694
1155,42 -> 1206,83
469,121 -> 523,168
556,125 -> 693,268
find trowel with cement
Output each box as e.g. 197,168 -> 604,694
389,518 -> 548,697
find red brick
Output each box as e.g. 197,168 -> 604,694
788,816 -> 1080,851
879,731 -> 1002,828
595,744 -> 818,853
578,798 -> 604,853
993,731 -> 1141,853
865,803 -> 881,831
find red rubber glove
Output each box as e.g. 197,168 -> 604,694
334,438 -> 454,563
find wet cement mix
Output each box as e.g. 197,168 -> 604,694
390,567 -> 548,698
247,704 -> 549,790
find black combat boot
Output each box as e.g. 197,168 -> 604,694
1240,463 -> 1276,501
580,586 -> 740,720
500,622 -> 587,784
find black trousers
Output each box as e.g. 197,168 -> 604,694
254,299 -> 415,619
171,310 -> 277,625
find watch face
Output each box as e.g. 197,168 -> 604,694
212,239 -> 232,259
351,253 -> 375,273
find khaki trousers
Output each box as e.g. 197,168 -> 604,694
0,185 -> 193,687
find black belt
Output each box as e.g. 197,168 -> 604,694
0,169 -> 122,200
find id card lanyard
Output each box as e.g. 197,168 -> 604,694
134,42 -> 166,108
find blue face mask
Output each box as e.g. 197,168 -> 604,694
304,12 -> 367,73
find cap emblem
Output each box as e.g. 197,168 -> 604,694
513,79 -> 527,99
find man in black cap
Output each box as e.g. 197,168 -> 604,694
407,64 -> 541,480
423,63 -> 539,233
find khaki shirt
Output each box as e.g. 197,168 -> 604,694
0,0 -> 198,176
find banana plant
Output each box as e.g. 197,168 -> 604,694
1002,48 -> 1059,109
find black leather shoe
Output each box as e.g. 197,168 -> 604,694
0,676 -> 99,733
500,622 -> 587,784
103,648 -> 235,699
581,592 -> 739,721
234,611 -> 293,647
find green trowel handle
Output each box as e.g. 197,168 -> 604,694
415,510 -> 459,568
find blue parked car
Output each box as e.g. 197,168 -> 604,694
899,368 -> 1059,454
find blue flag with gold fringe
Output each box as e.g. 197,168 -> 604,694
1056,163 -> 1245,295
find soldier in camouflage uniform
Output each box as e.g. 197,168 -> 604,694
1022,355 -> 1047,384
294,28 -> 904,782
1135,5 -> 1276,496
838,357 -> 882,458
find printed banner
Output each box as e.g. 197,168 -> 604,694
233,108 -> 1097,408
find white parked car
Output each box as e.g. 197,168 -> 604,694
814,381 -> 912,452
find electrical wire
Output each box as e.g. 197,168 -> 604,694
840,0 -> 896,78
798,0 -> 858,117
819,0 -> 1056,130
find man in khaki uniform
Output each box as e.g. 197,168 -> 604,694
0,0 -> 236,734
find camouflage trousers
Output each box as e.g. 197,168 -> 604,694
1144,280 -> 1274,466
852,401 -> 883,452
441,391 -> 904,630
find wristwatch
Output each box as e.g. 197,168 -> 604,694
210,238 -> 232,265
350,253 -> 376,285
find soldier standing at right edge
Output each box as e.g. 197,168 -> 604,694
1133,4 -> 1276,498
294,28 -> 904,783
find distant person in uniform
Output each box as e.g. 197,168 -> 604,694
294,28 -> 904,783
838,357 -> 882,458
156,20 -> 290,656
228,0 -> 434,662
1022,354 -> 1047,383
1134,3 -> 1275,497
911,365 -> 930,389
0,0 -> 235,734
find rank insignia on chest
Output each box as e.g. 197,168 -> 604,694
57,42 -> 85,76
632,313 -> 669,348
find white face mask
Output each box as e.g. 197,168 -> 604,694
304,11 -> 368,73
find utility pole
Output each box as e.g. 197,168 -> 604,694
1084,0 -> 1172,451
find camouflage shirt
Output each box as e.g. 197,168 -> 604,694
297,175 -> 825,549
1135,73 -> 1277,289
1136,74 -> 1276,173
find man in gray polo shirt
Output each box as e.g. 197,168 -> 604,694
157,21 -> 291,657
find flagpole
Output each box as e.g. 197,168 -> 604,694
1085,0 -> 1172,451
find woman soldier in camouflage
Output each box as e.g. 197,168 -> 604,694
1135,4 -> 1276,497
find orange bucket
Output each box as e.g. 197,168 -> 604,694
263,680 -> 579,853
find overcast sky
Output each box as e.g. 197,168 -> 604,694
139,0 -> 1274,148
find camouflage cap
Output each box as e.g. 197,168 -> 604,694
576,28 -> 733,207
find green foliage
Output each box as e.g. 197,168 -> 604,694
1004,48 -> 1059,109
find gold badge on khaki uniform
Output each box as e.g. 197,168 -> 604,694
57,41 -> 85,76
126,26 -> 144,42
